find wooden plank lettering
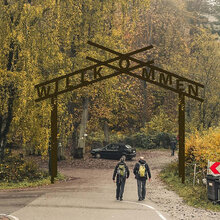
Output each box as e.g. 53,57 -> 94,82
35,42 -> 204,103
94,67 -> 102,79
81,71 -> 86,83
37,86 -> 50,98
142,68 -> 155,80
188,84 -> 198,97
66,77 -> 69,89
159,73 -> 172,85
176,80 -> 185,92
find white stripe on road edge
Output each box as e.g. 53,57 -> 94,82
155,210 -> 167,220
0,214 -> 19,220
123,201 -> 167,220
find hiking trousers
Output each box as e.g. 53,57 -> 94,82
116,179 -> 126,199
137,179 -> 146,200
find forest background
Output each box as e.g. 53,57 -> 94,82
0,0 -> 219,170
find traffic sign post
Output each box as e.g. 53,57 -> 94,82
208,161 -> 220,176
178,93 -> 185,182
207,161 -> 220,203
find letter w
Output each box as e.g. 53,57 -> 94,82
37,86 -> 50,98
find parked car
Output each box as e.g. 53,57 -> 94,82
91,143 -> 136,160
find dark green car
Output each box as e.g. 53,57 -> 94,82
91,143 -> 136,160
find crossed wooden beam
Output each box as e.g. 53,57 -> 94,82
35,41 -> 204,103
35,42 -> 154,102
35,41 -> 204,184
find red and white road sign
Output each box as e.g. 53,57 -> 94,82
208,161 -> 220,176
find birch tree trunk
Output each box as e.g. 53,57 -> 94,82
71,124 -> 78,156
103,119 -> 110,145
77,97 -> 89,155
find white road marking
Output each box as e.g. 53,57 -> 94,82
123,201 -> 167,220
155,210 -> 167,220
0,214 -> 19,220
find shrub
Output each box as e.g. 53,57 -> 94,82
87,131 -> 105,149
185,127 -> 220,184
156,132 -> 175,149
123,132 -> 174,149
141,108 -> 177,134
0,153 -> 48,183
185,127 -> 220,170
87,130 -> 175,150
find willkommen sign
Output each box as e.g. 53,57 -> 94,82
35,41 -> 204,183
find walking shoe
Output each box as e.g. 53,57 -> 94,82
138,198 -> 142,201
116,197 -> 119,200
120,198 -> 123,201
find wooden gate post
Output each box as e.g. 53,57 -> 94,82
178,93 -> 185,183
51,97 -> 58,183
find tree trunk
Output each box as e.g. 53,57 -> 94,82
77,97 -> 89,155
142,81 -> 148,127
0,12 -> 20,161
71,124 -> 78,156
103,119 -> 110,145
0,86 -> 15,162
0,138 -> 6,162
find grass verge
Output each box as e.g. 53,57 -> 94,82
0,173 -> 66,190
159,162 -> 220,212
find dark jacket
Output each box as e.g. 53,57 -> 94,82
133,159 -> 151,180
170,140 -> 177,150
113,161 -> 130,182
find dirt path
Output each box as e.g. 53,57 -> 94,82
58,149 -> 220,220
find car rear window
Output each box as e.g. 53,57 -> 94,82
125,145 -> 132,149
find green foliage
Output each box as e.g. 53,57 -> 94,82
87,131 -> 105,149
0,172 -> 65,189
133,132 -> 174,149
87,130 -> 175,149
141,108 -> 177,135
123,132 -> 157,149
0,152 -> 48,183
108,131 -> 174,149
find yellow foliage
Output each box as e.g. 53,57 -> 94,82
185,127 -> 220,169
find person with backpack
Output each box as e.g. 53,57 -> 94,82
113,156 -> 130,201
170,137 -> 177,156
133,156 -> 151,201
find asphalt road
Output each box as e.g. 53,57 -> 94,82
0,168 -> 174,220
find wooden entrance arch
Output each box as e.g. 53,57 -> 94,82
35,41 -> 204,183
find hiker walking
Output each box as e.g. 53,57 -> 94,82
113,156 -> 129,201
133,156 -> 151,201
170,137 -> 177,156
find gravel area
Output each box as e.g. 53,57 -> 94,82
137,150 -> 220,220
146,156 -> 220,220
